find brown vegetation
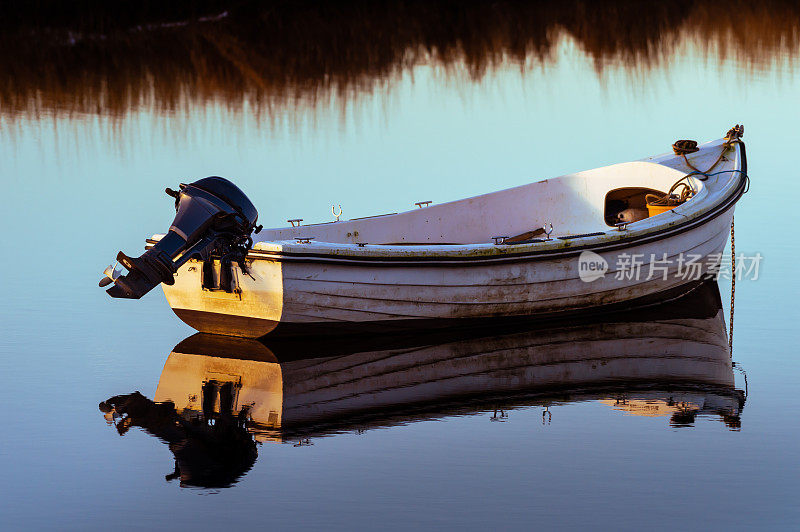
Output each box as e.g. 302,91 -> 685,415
1,1 -> 798,118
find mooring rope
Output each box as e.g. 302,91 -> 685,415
670,128 -> 744,358
729,216 -> 735,356
649,131 -> 744,209
681,140 -> 734,177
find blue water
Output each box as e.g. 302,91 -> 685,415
1,40 -> 799,530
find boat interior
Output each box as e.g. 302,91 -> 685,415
256,159 -> 708,247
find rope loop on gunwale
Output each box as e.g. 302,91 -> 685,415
672,139 -> 699,156
648,125 -> 746,208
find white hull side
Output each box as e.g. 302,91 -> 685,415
163,205 -> 733,336
277,209 -> 733,323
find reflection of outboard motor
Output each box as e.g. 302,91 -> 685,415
100,391 -> 258,488
99,176 -> 260,299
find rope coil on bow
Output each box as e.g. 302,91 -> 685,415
648,125 -> 746,209
672,139 -> 699,156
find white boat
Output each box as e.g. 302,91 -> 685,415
102,126 -> 747,338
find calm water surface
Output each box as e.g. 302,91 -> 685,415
1,30 -> 799,530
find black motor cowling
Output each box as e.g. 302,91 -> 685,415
100,176 -> 260,299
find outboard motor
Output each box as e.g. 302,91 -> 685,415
99,176 -> 261,299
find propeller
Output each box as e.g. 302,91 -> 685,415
99,263 -> 121,287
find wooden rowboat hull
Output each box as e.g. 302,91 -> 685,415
156,133 -> 747,338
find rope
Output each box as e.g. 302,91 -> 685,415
671,127 -> 744,358
645,179 -> 693,206
682,141 -> 731,176
729,216 -> 735,356
672,139 -> 699,155
647,135 -> 743,209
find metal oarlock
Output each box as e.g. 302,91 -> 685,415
543,222 -> 554,240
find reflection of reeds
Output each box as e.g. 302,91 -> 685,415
2,0 -> 799,118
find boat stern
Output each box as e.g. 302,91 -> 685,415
161,254 -> 284,338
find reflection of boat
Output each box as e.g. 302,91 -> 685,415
100,282 -> 744,487
159,284 -> 744,442
169,281 -> 744,436
102,128 -> 746,338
